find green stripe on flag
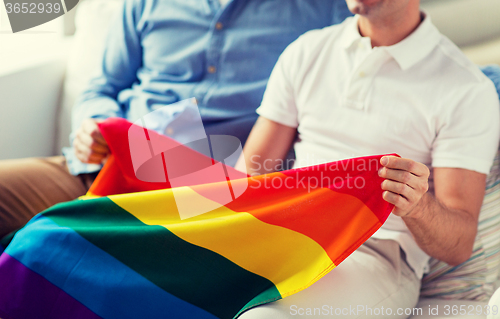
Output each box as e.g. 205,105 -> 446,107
42,197 -> 281,319
0,229 -> 19,248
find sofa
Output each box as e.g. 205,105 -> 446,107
1,0 -> 500,318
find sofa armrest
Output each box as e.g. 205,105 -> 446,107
0,58 -> 66,160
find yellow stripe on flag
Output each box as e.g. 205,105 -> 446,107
109,187 -> 335,296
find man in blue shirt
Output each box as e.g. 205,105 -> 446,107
68,0 -> 352,174
0,0 -> 352,237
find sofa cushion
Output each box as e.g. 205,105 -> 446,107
420,65 -> 500,301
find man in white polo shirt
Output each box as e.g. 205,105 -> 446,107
236,0 -> 500,317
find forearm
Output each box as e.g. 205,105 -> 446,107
403,193 -> 477,266
238,153 -> 287,176
379,158 -> 485,266
235,117 -> 296,176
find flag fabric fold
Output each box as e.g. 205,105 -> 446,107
0,118 -> 394,319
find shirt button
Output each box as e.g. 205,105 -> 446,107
359,71 -> 366,78
215,22 -> 223,30
166,128 -> 174,135
208,66 -> 217,73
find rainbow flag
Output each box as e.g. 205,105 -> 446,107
0,118 -> 393,319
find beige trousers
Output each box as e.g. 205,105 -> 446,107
0,156 -> 97,238
239,238 -> 421,319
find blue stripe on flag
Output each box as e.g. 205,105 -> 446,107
6,215 -> 218,319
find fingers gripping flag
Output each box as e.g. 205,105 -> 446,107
0,118 -> 394,319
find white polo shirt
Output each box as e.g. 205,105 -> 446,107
256,14 -> 500,278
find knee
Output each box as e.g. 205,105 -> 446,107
0,158 -> 39,185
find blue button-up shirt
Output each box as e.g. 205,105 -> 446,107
64,0 -> 353,175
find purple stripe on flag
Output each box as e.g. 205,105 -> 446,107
0,253 -> 102,319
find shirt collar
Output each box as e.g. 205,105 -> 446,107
339,15 -> 363,50
384,12 -> 441,70
339,12 -> 441,71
